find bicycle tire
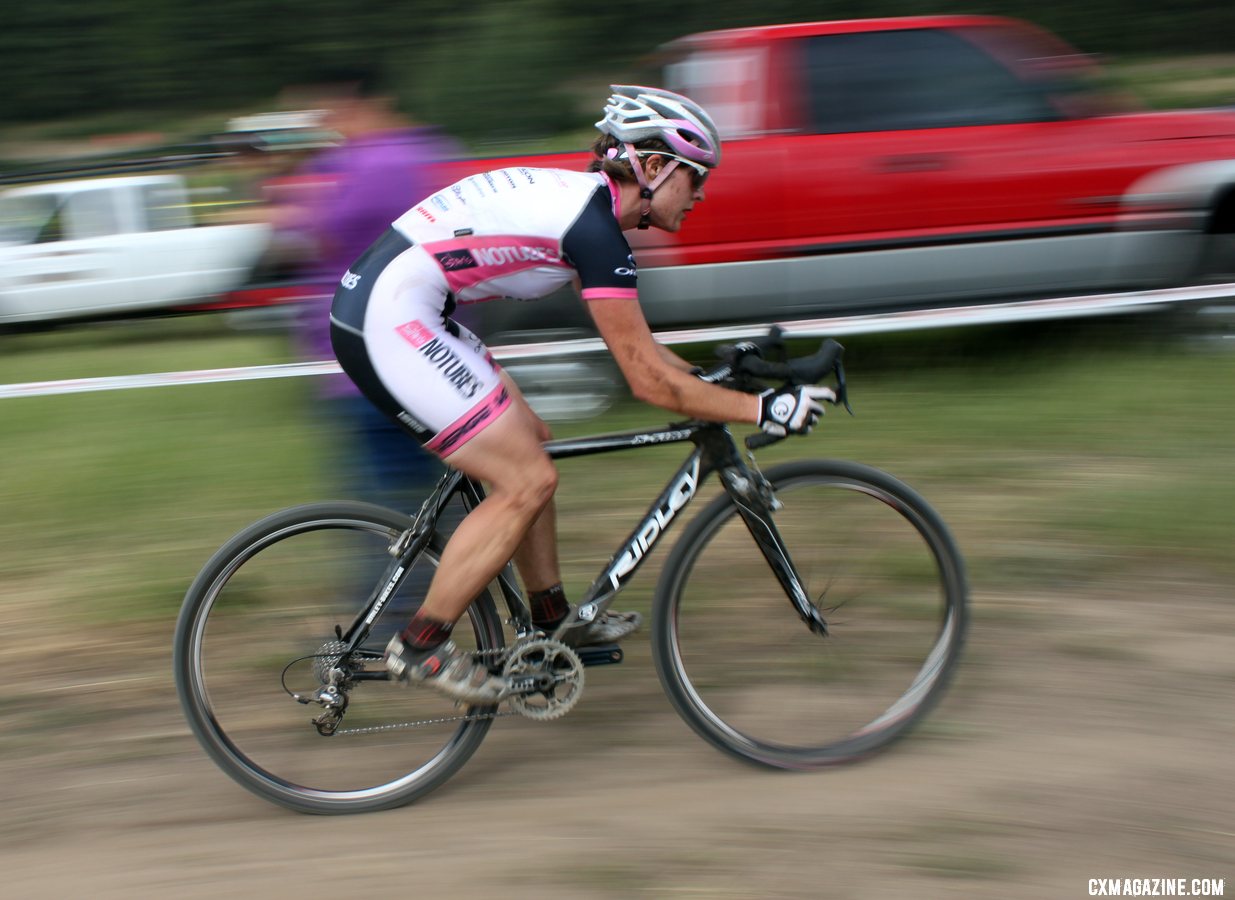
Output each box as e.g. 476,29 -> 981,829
651,459 -> 967,769
173,501 -> 504,814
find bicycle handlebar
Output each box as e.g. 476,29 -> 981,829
704,327 -> 852,452
745,428 -> 788,451
737,338 -> 844,385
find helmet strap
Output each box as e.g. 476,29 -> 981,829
623,142 -> 680,230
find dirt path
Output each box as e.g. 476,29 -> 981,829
2,576 -> 1232,899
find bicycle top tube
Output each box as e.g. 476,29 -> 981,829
545,420 -> 716,461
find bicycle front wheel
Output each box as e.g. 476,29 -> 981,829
174,501 -> 505,814
652,460 -> 967,768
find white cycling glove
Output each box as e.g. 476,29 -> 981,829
758,386 -> 837,437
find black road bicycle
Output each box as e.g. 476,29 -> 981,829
173,333 -> 968,814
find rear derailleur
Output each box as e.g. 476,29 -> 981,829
289,638 -> 357,736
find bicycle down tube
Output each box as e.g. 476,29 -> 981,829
542,421 -> 826,640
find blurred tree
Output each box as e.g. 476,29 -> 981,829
408,0 -> 587,142
0,0 -> 1231,137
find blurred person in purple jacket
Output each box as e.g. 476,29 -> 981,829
278,65 -> 463,512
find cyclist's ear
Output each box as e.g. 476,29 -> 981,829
643,154 -> 668,178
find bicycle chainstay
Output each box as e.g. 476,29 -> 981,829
326,638 -> 580,736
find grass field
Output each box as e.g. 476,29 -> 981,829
3,311 -> 1233,897
2,311 -> 1232,628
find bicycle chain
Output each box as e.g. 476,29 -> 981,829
335,708 -> 515,736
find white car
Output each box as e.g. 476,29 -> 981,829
0,174 -> 269,326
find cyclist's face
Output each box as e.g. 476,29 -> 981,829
649,162 -> 706,232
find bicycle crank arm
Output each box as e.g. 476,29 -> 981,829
576,644 -> 623,667
504,673 -> 552,697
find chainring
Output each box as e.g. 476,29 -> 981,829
502,638 -> 585,721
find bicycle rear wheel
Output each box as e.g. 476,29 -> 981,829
652,459 -> 967,768
174,501 -> 505,814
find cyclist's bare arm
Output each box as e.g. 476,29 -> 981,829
585,295 -> 760,424
653,340 -> 698,373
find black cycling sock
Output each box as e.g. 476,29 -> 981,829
400,611 -> 454,651
529,583 -> 569,630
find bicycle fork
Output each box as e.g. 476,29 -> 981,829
721,465 -> 830,637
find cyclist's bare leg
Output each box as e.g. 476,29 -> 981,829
415,390 -> 558,626
496,379 -> 640,643
407,372 -> 638,647
511,502 -> 561,594
499,374 -> 563,594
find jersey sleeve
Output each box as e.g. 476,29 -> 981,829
561,186 -> 638,300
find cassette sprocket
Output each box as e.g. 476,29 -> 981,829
312,639 -> 348,684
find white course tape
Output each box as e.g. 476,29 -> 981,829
0,360 -> 342,399
3,282 -> 1232,400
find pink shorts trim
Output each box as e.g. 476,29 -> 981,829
581,287 -> 639,300
425,382 -> 512,458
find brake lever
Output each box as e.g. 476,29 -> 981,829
834,360 -> 854,415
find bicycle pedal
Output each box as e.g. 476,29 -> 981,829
575,644 -> 623,667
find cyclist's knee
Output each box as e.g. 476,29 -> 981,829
464,440 -> 556,517
445,402 -> 557,514
507,454 -> 557,514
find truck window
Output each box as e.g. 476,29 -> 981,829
66,189 -> 122,239
36,204 -> 66,243
0,193 -> 57,244
806,28 -> 1059,134
665,48 -> 766,139
141,183 -> 191,231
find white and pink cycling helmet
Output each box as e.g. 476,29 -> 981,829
597,84 -> 721,167
596,85 -> 721,228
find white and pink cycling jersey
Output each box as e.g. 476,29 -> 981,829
390,167 -> 638,305
330,167 -> 638,459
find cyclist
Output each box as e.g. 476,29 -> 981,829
330,85 -> 835,703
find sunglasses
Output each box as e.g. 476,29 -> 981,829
668,154 -> 710,190
628,149 -> 711,190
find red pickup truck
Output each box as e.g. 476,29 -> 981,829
438,15 -> 1235,344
